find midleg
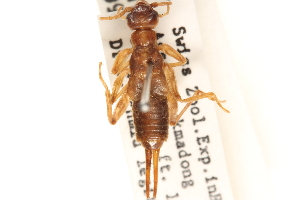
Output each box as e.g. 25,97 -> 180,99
110,68 -> 130,103
111,48 -> 133,74
163,63 -> 181,100
159,43 -> 188,100
159,51 -> 229,113
157,44 -> 186,67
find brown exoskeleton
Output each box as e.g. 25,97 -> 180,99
99,0 -> 229,198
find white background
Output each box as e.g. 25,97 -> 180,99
0,0 -> 299,200
210,1 -> 300,200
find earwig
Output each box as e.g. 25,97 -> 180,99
98,0 -> 229,199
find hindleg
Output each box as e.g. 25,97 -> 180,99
167,91 -> 200,125
105,90 -> 130,125
99,62 -> 130,102
99,63 -> 130,124
168,89 -> 229,126
179,90 -> 229,113
158,43 -> 187,101
163,62 -> 229,115
159,44 -> 187,99
163,63 -> 181,100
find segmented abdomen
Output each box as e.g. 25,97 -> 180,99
133,96 -> 169,150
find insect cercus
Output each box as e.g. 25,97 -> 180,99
98,0 -> 229,199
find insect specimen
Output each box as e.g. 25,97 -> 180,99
98,0 -> 229,198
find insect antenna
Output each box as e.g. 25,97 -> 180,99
150,2 -> 172,18
99,6 -> 133,20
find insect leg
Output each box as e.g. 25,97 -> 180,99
111,68 -> 130,103
167,92 -> 179,125
158,44 -> 187,68
159,44 -> 229,114
163,63 -> 182,100
101,48 -> 132,101
159,44 -> 187,100
101,84 -> 130,125
168,87 -> 229,126
99,63 -> 130,124
111,48 -> 133,75
99,62 -> 130,102
163,63 -> 229,124
180,90 -> 230,113
167,90 -> 201,126
165,63 -> 229,114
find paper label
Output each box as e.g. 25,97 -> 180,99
97,0 -> 234,199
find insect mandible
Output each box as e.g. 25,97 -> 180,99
98,0 -> 230,198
